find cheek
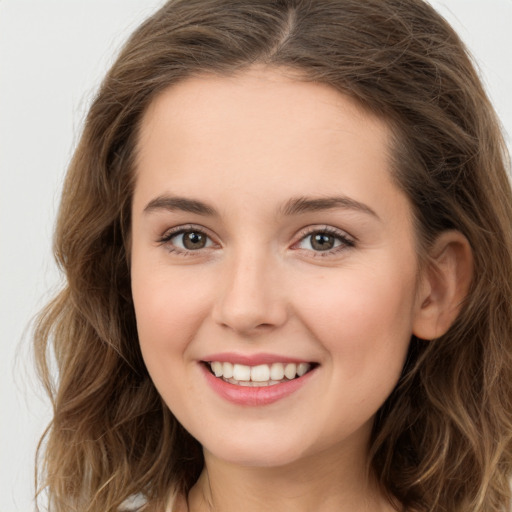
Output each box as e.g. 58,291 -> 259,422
131,263 -> 212,361
296,263 -> 417,378
131,265 -> 216,419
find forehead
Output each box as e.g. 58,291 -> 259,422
133,66 -> 403,221
137,66 -> 388,155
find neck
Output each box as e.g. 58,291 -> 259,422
187,444 -> 395,512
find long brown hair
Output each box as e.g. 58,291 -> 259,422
34,1 -> 512,510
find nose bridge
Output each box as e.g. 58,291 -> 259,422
213,240 -> 287,334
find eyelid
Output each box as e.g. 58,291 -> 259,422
156,223 -> 355,257
158,224 -> 219,252
291,225 -> 356,254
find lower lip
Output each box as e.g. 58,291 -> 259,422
201,364 -> 316,406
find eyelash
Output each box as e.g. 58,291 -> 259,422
158,224 -> 356,257
158,224 -> 216,255
293,226 -> 355,257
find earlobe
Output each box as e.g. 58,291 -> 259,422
412,231 -> 473,340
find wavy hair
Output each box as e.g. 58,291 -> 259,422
34,1 -> 512,511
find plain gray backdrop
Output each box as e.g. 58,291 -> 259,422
1,1 -> 511,510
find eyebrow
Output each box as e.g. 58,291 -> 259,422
279,195 -> 380,219
143,194 -> 379,220
144,195 -> 217,216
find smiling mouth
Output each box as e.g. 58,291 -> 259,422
203,361 -> 317,387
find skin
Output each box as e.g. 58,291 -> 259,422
130,66 -> 451,512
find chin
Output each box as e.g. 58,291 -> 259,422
201,431 -> 315,468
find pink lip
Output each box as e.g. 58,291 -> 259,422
202,352 -> 312,365
200,362 -> 317,407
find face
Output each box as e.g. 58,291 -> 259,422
131,67 -> 425,469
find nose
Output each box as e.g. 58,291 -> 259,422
211,249 -> 288,335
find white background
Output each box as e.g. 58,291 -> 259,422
0,1 -> 511,510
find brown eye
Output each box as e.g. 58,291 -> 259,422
182,231 -> 207,250
310,233 -> 336,251
165,229 -> 213,251
295,228 -> 354,254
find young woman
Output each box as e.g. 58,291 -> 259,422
34,1 -> 512,511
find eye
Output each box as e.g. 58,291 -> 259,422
174,231 -> 211,250
160,226 -> 215,252
295,227 -> 355,253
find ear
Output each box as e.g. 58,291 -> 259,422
413,231 -> 473,340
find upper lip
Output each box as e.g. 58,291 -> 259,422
201,352 -> 315,366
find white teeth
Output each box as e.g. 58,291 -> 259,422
207,361 -> 312,384
211,361 -> 223,377
284,363 -> 297,380
222,362 -> 234,378
232,363 -> 251,381
251,364 -> 270,382
297,362 -> 309,377
270,362 -> 285,380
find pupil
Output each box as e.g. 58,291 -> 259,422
312,233 -> 334,251
183,232 -> 206,249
